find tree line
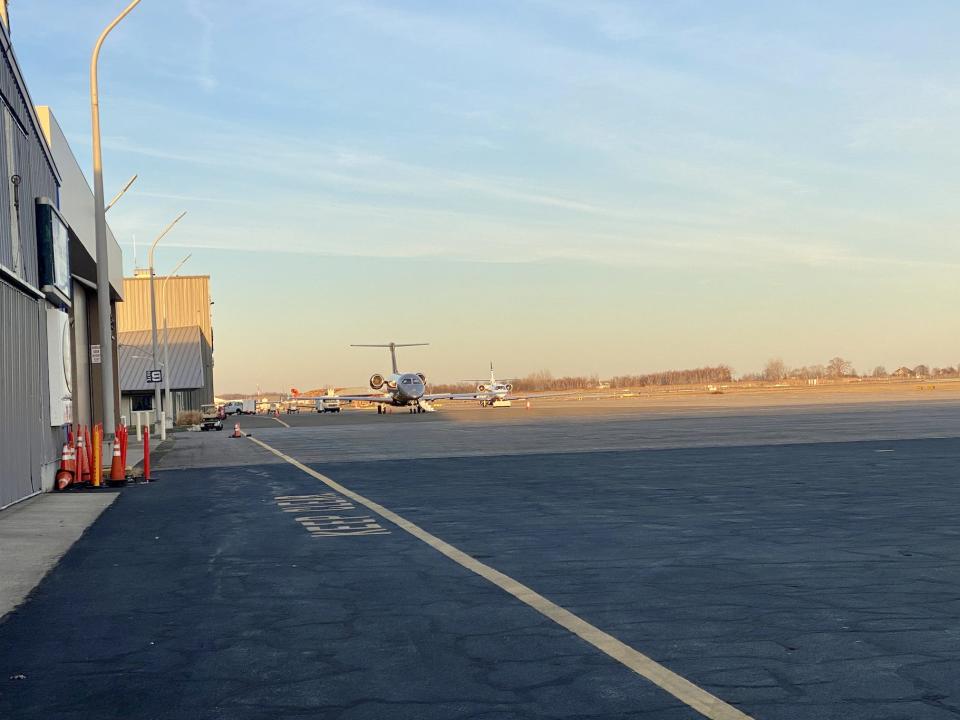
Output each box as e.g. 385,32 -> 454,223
751,357 -> 960,381
225,358 -> 960,397
430,366 -> 734,393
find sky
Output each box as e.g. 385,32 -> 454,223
9,1 -> 960,390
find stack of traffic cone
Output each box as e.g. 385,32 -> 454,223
55,443 -> 75,491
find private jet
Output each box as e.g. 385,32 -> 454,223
297,343 -> 481,414
467,362 -> 515,407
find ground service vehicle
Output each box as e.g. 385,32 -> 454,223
223,401 -> 243,415
242,399 -> 255,415
200,404 -> 223,431
319,398 -> 341,414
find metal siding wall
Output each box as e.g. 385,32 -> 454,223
0,42 -> 56,287
200,334 -> 214,404
0,107 -> 9,267
0,279 -> 42,507
14,119 -> 53,285
0,40 -> 29,129
117,276 -> 212,344
0,34 -> 62,504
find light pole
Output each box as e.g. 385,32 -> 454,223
148,211 -> 187,439
91,0 -> 143,440
105,173 -> 138,212
160,253 -> 191,431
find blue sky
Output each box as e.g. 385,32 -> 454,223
10,1 -> 960,389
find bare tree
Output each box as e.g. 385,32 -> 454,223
871,366 -> 887,378
827,356 -> 852,378
764,358 -> 787,382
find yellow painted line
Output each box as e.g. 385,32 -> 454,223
247,436 -> 753,720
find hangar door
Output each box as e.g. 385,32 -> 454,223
0,278 -> 42,508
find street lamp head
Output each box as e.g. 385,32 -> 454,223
105,173 -> 138,212
148,211 -> 188,265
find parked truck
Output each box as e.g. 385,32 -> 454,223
241,398 -> 256,415
200,404 -> 224,431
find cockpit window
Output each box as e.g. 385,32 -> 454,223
402,378 -> 412,384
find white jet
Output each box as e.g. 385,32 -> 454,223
469,362 -> 515,407
299,342 -> 481,415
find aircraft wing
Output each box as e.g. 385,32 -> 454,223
421,392 -> 484,402
297,394 -> 395,404
497,389 -> 609,401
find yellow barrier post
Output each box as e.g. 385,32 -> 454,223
92,425 -> 102,488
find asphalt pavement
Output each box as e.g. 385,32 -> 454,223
3,402 -> 960,719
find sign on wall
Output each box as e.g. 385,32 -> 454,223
146,369 -> 163,384
35,199 -> 72,307
91,344 -> 101,364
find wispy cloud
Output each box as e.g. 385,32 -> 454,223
184,0 -> 217,91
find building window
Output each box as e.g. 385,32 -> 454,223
132,394 -> 154,412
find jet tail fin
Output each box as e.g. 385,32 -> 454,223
351,342 -> 429,374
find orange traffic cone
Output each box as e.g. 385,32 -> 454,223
231,423 -> 242,438
55,443 -> 74,491
77,433 -> 90,485
526,401 -> 531,410
108,441 -> 126,485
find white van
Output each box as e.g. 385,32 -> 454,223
318,398 -> 341,414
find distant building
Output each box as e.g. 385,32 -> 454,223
892,367 -> 913,378
116,275 -> 215,424
118,326 -> 213,421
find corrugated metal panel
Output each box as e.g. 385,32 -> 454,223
117,276 -> 213,345
0,36 -> 29,132
0,23 -> 58,181
0,36 -> 58,286
13,113 -> 53,285
0,107 -> 9,269
0,278 -> 42,507
117,326 -> 205,392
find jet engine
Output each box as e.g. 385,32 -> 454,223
477,384 -> 487,393
417,373 -> 427,385
505,383 -> 513,392
370,373 -> 385,389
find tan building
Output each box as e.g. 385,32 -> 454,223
117,274 -> 213,345
116,275 -> 214,422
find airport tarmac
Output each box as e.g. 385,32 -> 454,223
3,400 -> 960,719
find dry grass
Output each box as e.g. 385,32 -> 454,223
176,410 -> 201,426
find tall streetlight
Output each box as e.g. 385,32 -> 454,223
159,253 -> 192,432
148,211 -> 187,439
91,0 -> 143,439
105,173 -> 138,212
